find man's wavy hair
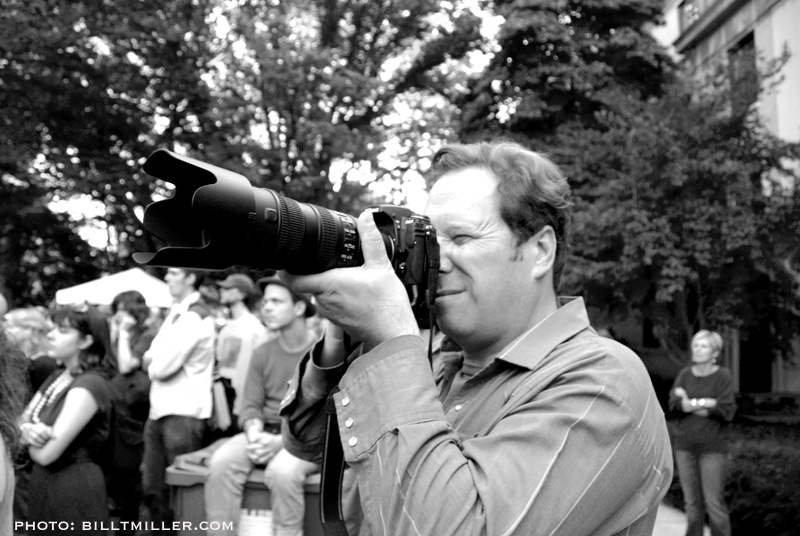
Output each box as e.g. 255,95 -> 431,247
428,141 -> 573,288
0,329 -> 28,457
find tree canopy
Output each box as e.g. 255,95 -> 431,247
1,0 -> 483,306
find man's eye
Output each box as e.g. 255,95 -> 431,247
451,234 -> 471,244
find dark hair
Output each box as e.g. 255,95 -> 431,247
50,306 -> 116,377
0,329 -> 28,457
183,269 -> 206,290
111,290 -> 149,327
429,141 -> 572,287
262,280 -> 316,318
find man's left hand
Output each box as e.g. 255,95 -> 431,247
281,210 -> 420,351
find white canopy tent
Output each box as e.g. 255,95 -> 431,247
54,268 -> 173,309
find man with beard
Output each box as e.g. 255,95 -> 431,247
214,273 -> 270,423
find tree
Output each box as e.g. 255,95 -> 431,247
458,0 -> 800,369
1,0 -> 484,305
196,0 -> 483,210
459,0 -> 673,142
557,67 -> 800,358
1,0 -> 223,304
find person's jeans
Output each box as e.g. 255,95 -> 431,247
142,415 -> 206,532
675,449 -> 731,536
204,432 -> 319,536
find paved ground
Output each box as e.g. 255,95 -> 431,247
653,502 -> 710,536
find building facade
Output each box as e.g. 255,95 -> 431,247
654,0 -> 800,395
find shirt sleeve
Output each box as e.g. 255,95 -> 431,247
280,339 -> 350,463
237,342 -> 269,428
72,373 -> 112,413
668,368 -> 689,414
328,335 -> 669,536
131,329 -> 156,361
710,368 -> 737,422
145,311 -> 204,381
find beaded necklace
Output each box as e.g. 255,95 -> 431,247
30,369 -> 74,424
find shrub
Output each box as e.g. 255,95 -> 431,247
666,421 -> 800,536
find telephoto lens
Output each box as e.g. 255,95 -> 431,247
134,149 -> 439,326
132,149 -> 362,273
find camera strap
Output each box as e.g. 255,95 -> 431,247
320,229 -> 439,536
424,224 -> 440,362
320,386 -> 349,536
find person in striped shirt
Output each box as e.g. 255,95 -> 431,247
281,141 -> 673,536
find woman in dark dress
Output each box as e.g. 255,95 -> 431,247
18,305 -> 115,535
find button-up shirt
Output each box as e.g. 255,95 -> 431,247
144,291 -> 215,420
282,298 -> 673,536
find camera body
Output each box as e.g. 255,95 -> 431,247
368,205 -> 439,325
133,149 -> 439,326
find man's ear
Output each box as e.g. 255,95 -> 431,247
79,334 -> 94,351
293,300 -> 307,319
527,226 -> 556,281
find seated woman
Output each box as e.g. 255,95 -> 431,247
18,305 -> 115,535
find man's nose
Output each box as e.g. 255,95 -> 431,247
436,241 -> 453,273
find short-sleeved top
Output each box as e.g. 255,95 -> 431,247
36,371 -> 114,470
27,356 -> 62,394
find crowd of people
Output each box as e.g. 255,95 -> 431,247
0,140 -> 739,536
0,267 -> 325,536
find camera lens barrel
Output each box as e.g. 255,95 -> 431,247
264,190 -> 361,274
134,149 -> 438,326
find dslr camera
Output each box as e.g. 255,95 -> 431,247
133,149 -> 439,326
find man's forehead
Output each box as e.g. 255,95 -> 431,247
431,166 -> 498,192
426,166 -> 499,214
264,284 -> 292,299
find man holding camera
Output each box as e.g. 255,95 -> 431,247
289,141 -> 675,535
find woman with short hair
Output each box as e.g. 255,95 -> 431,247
669,330 -> 737,536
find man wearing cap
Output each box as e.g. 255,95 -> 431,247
215,273 -> 270,418
204,278 -> 320,536
142,267 -> 216,530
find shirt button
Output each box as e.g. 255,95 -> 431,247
348,436 -> 358,447
341,396 -> 350,407
345,417 -> 354,428
454,404 -> 463,411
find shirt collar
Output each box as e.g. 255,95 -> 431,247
171,291 -> 201,315
495,296 -> 590,370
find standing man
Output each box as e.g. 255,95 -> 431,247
205,278 -> 320,536
281,141 -> 673,535
215,273 -> 270,417
142,268 -> 215,530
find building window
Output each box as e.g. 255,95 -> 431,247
728,33 -> 758,116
